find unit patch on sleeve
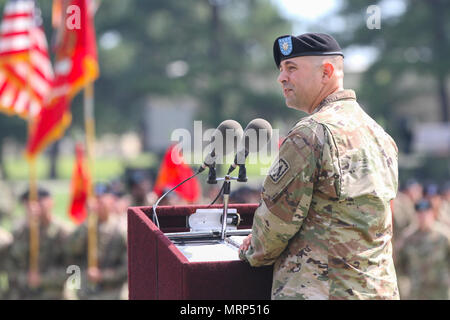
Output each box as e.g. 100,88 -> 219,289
269,158 -> 290,183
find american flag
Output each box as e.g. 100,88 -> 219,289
0,0 -> 53,119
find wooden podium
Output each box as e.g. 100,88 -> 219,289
127,204 -> 273,300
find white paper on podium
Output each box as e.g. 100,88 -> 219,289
175,236 -> 247,262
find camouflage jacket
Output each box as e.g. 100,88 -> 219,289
0,227 -> 12,299
0,227 -> 12,269
392,192 -> 417,236
66,216 -> 127,299
396,225 -> 450,300
241,90 -> 400,300
4,218 -> 71,299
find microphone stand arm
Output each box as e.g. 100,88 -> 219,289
220,176 -> 231,241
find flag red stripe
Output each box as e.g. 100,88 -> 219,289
0,80 -> 8,96
0,30 -> 29,38
3,12 -> 32,20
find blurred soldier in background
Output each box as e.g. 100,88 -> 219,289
4,187 -> 71,299
109,178 -> 130,234
0,226 -> 12,299
230,186 -> 261,204
439,181 -> 450,228
0,174 -> 15,223
424,183 -> 449,233
396,199 -> 450,300
126,170 -> 157,207
66,183 -> 127,300
392,179 -> 423,238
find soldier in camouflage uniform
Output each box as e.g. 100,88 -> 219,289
395,199 -> 450,299
4,188 -> 71,299
0,226 -> 11,261
0,175 -> 14,222
439,182 -> 450,229
392,179 -> 422,238
66,183 -> 127,300
0,226 -> 12,299
239,33 -> 400,300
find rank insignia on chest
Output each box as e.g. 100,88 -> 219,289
269,158 -> 290,183
278,36 -> 293,56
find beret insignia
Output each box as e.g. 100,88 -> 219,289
278,36 -> 293,56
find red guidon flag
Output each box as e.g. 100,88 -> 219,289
26,0 -> 99,159
68,142 -> 90,224
0,0 -> 54,119
153,144 -> 201,203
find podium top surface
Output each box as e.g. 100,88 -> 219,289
129,203 -> 259,233
175,236 -> 246,262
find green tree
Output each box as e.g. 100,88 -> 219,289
326,0 -> 450,181
91,0 -> 295,133
331,0 -> 450,127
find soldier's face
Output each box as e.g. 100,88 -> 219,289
96,194 -> 115,221
277,57 -> 322,112
39,196 -> 53,216
417,209 -> 435,230
407,184 -> 423,202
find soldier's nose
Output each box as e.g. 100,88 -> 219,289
277,70 -> 288,84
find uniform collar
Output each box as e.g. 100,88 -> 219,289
313,89 -> 356,114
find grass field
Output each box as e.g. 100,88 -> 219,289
2,153 -> 157,229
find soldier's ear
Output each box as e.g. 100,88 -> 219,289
322,62 -> 334,82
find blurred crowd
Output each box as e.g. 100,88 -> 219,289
0,181 -> 129,300
393,179 -> 450,300
0,170 -> 448,300
0,169 -> 262,300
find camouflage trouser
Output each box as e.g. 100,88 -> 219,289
4,286 -> 64,300
0,272 -> 8,299
73,281 -> 127,300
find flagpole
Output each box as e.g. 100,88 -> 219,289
26,78 -> 39,282
84,82 -> 98,271
27,137 -> 40,277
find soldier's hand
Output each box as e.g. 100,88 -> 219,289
239,234 -> 252,253
28,270 -> 41,288
87,267 -> 103,284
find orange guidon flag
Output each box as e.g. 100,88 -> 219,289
26,0 -> 99,159
69,142 -> 90,224
153,144 -> 201,203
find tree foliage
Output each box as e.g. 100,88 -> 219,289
332,0 -> 450,132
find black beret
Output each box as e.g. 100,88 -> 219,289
94,182 -> 113,196
424,183 -> 439,197
20,187 -> 51,202
273,33 -> 344,68
414,199 -> 432,212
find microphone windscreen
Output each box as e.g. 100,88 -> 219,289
241,118 -> 272,153
208,119 -> 244,161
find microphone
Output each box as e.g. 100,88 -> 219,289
197,119 -> 244,173
227,118 -> 272,175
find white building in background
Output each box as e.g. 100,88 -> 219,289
142,96 -> 199,154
